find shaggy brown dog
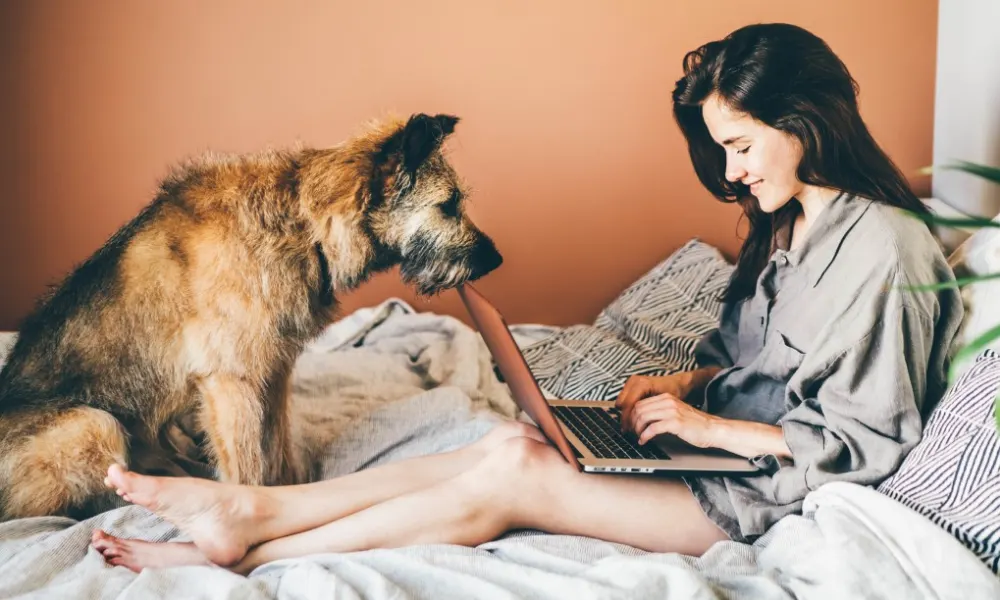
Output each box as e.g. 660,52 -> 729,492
0,113 -> 502,520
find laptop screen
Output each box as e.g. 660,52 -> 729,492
457,284 -> 580,468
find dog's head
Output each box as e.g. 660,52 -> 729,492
362,114 -> 503,295
302,113 -> 502,295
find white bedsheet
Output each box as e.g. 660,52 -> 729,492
0,300 -> 996,599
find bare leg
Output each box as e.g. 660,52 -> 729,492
95,421 -> 543,567
230,436 -> 728,574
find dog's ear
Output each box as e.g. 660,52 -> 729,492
369,114 -> 458,208
398,114 -> 459,173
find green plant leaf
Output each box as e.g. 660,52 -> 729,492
905,210 -> 1000,230
949,322 -> 1000,385
995,394 -> 1000,433
920,159 -> 1000,433
920,161 -> 1000,185
941,160 -> 1000,185
900,272 -> 1000,292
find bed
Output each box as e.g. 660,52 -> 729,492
1,238 -> 998,599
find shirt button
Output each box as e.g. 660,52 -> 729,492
780,255 -> 789,266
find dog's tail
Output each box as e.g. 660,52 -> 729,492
0,406 -> 129,520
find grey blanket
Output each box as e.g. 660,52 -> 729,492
0,302 -> 997,599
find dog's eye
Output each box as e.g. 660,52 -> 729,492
440,191 -> 461,218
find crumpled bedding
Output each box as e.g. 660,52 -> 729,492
0,300 -> 996,599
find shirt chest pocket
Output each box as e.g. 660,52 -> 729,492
754,331 -> 806,382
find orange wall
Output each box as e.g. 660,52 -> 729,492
0,1 -> 937,331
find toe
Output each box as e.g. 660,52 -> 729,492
92,529 -> 112,544
107,464 -> 131,491
91,530 -> 125,555
107,464 -> 161,509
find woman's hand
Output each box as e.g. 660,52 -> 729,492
615,368 -> 721,432
616,368 -> 792,458
627,393 -> 722,448
626,394 -> 794,459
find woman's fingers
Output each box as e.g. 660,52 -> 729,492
638,418 -> 680,445
629,394 -> 680,434
616,376 -> 654,429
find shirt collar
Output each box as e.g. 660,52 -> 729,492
773,192 -> 874,287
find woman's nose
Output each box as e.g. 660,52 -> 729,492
725,159 -> 746,183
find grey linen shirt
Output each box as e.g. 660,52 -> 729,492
685,192 -> 965,542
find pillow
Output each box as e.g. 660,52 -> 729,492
520,239 -> 733,400
877,349 -> 1000,574
947,213 -> 1000,372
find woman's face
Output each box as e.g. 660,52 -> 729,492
701,93 -> 805,213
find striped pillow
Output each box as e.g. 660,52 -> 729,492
521,239 -> 733,401
878,349 -> 1000,574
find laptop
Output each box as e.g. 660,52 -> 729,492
458,284 -> 760,475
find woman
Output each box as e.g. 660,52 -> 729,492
91,23 -> 964,574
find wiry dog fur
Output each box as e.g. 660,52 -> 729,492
0,113 -> 502,520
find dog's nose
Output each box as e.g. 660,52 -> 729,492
471,237 -> 503,277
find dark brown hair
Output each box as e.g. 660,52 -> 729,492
672,23 -> 928,302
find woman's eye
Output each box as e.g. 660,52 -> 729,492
736,146 -> 752,155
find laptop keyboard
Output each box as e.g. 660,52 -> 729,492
553,406 -> 670,461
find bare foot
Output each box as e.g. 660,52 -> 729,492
104,464 -> 266,567
91,530 -> 211,572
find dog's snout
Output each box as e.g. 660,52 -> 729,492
470,236 -> 503,278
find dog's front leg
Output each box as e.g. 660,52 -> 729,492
196,374 -> 267,485
262,364 -> 307,486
